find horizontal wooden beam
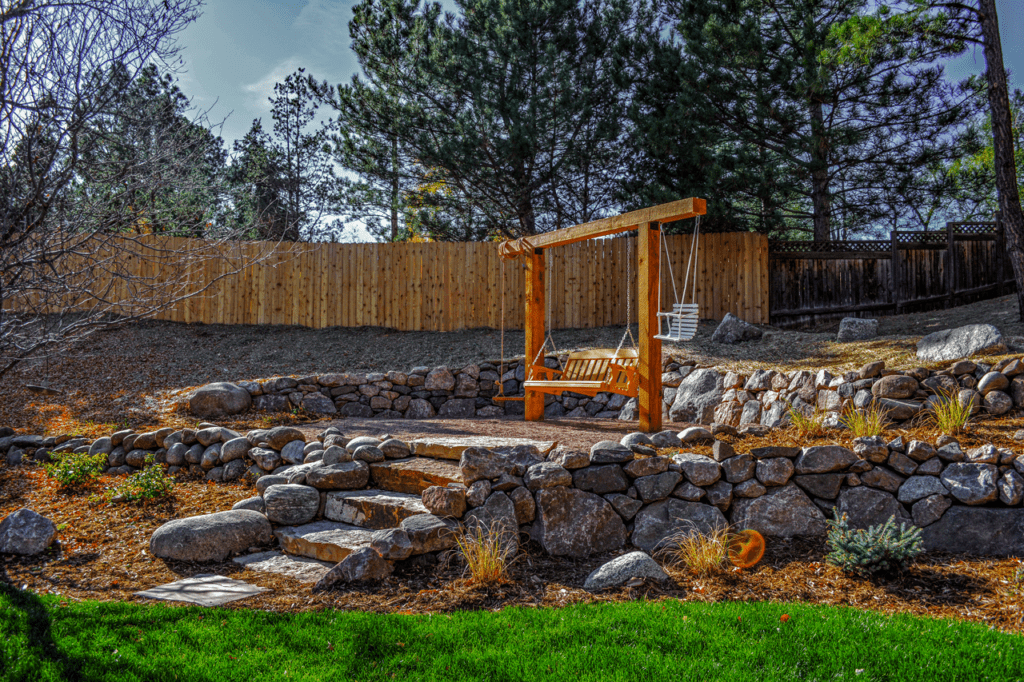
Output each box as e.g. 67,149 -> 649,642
499,198 -> 706,259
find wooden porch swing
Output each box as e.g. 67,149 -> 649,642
496,198 -> 706,432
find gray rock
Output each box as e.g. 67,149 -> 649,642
672,453 -> 722,486
912,494 -> 952,527
263,484 -> 321,525
605,493 -> 644,521
189,382 -> 252,419
302,392 -> 337,415
755,458 -> 795,486
149,510 -> 273,562
322,445 -> 352,465
88,437 -> 113,457
734,478 -> 767,498
852,436 -> 889,463
999,470 -> 1024,506
256,474 -> 289,495
465,480 -> 491,507
631,499 -> 727,553
668,369 -> 724,424
711,313 -> 763,344
795,446 -> 858,474
897,476 -> 949,504
165,443 -> 187,467
859,466 -> 905,494
590,440 -> 634,464
221,437 -> 251,463
524,462 -> 573,491
730,484 -> 826,537
463,493 -> 518,550
280,440 -> 306,466
421,486 -> 467,518
871,375 -> 919,400
916,457 -> 943,476
634,471 -> 683,503
584,551 -> 670,590
0,508 -> 58,555
678,426 -> 714,444
705,480 -> 734,512
438,398 -> 477,418
671,481 -> 706,502
750,446 -> 800,459
424,367 -> 456,391
460,447 -> 512,485
837,317 -> 878,342
401,513 -> 460,554
353,445 -> 386,463
379,439 -> 412,459
977,371 -> 1010,395
509,486 -> 536,524
940,463 -> 999,505
531,487 -> 627,557
984,391 -> 1014,416
937,442 -> 965,462
370,528 -> 414,560
835,487 -> 909,529
793,474 -> 844,500
305,461 -> 370,490
876,399 -> 922,421
922,507 -> 1024,555
572,464 -> 629,494
223,459 -> 248,482
620,432 -> 654,449
721,454 -> 756,484
406,398 -> 436,419
250,447 -> 282,472
314,547 -> 392,589
549,448 -> 591,470
887,450 -> 918,477
904,440 -> 936,462
232,496 -> 266,513
623,456 -> 671,478
966,444 -> 999,465
916,324 -> 1007,362
650,430 -> 682,449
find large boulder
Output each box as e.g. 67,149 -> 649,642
835,487 -> 909,530
631,499 -> 727,553
188,382 -> 251,418
730,484 -> 826,537
710,313 -> 762,344
0,508 -> 57,555
668,369 -> 724,424
584,551 -> 670,590
922,507 -> 1024,556
149,510 -> 273,562
916,324 -> 1007,362
837,317 -> 878,342
531,487 -> 627,557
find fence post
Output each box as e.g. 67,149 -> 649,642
946,221 -> 955,308
890,230 -> 901,314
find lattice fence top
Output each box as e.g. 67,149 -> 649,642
769,239 -> 888,253
949,222 -> 998,235
895,231 -> 947,244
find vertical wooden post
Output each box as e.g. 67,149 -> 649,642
945,221 -> 954,308
890,230 -> 901,315
524,248 -> 546,422
638,222 -> 662,433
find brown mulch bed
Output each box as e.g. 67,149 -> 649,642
3,423 -> 1024,634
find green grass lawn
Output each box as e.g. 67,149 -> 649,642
2,585 -> 1022,682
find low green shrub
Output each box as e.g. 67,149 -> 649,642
826,512 -> 923,576
44,451 -> 106,490
106,457 -> 174,504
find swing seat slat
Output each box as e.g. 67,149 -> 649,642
524,349 -> 639,397
654,303 -> 699,342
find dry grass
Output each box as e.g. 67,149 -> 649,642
787,403 -> 827,439
928,389 -> 975,436
454,522 -> 517,586
657,525 -> 732,578
839,403 -> 889,438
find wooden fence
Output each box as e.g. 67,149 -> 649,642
769,220 -> 1016,327
67,232 -> 769,331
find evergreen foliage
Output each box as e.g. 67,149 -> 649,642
826,512 -> 924,575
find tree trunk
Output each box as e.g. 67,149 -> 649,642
390,134 -> 399,242
978,0 -> 1024,319
809,99 -> 832,242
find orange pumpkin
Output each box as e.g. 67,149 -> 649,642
727,529 -> 766,568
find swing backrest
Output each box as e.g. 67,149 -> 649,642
658,303 -> 699,340
562,349 -> 639,382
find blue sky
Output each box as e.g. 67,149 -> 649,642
172,0 -> 1024,239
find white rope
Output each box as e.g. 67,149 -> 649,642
680,215 -> 701,305
615,235 -> 637,356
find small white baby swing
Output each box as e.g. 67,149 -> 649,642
653,214 -> 701,342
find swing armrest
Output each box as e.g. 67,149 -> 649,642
530,364 -> 562,381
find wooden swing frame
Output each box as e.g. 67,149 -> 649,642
498,198 -> 706,433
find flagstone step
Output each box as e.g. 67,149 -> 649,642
324,489 -> 428,529
407,436 -> 557,461
233,550 -> 333,583
274,520 -> 374,563
369,457 -> 463,494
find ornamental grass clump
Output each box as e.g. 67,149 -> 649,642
454,522 -> 516,585
658,525 -> 731,577
839,403 -> 888,438
928,388 -> 973,435
44,451 -> 106,490
787,403 -> 827,438
826,512 -> 923,576
106,457 -> 175,504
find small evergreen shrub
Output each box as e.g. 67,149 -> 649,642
44,451 -> 106,490
826,512 -> 923,576
107,457 -> 174,504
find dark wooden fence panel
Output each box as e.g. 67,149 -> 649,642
769,221 -> 1015,327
